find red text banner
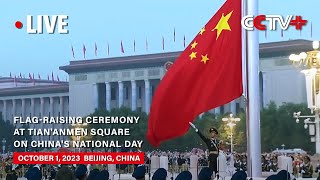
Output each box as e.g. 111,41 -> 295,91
13,152 -> 144,165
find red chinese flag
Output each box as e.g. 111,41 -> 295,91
174,28 -> 176,42
147,0 -> 242,146
71,45 -> 75,59
134,40 -> 136,53
121,40 -> 124,53
95,43 -> 98,56
162,36 -> 165,50
83,44 -> 86,59
107,43 -> 110,56
145,38 -> 148,52
52,72 -> 55,81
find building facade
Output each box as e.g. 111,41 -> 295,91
60,39 -> 312,117
0,78 -> 69,140
0,39 -> 313,130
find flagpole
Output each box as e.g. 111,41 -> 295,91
245,0 -> 262,177
241,0 -> 250,176
242,0 -> 248,107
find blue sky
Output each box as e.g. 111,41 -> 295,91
0,0 -> 317,79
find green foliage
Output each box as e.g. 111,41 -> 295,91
158,113 -> 218,151
0,116 -> 32,152
83,103 -> 314,153
85,107 -> 153,150
260,102 -> 313,153
13,124 -> 33,152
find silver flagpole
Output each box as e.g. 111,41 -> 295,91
241,0 -> 251,176
246,0 -> 262,177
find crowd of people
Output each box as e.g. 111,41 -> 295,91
0,155 -> 211,180
0,150 -> 318,180
144,149 -> 318,178
0,126 -> 316,179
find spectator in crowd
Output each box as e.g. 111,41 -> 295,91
94,170 -> 109,180
152,168 -> 167,180
25,164 -> 42,180
301,156 -> 313,178
87,169 -> 100,180
175,171 -> 192,180
132,165 -> 146,180
198,167 -> 213,180
75,164 -> 88,180
55,165 -> 76,180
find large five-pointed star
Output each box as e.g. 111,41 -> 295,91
201,54 -> 209,64
189,52 -> 197,60
212,11 -> 233,40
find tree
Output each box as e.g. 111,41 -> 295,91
260,102 -> 313,153
85,107 -> 153,150
82,102 -> 314,153
0,116 -> 33,152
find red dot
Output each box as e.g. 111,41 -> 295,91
15,21 -> 23,29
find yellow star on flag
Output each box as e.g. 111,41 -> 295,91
190,41 -> 198,49
201,54 -> 209,64
199,27 -> 206,35
189,52 -> 197,60
212,11 -> 233,40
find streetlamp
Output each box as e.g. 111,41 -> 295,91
289,40 -> 320,154
222,113 -> 240,153
2,138 -> 6,154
